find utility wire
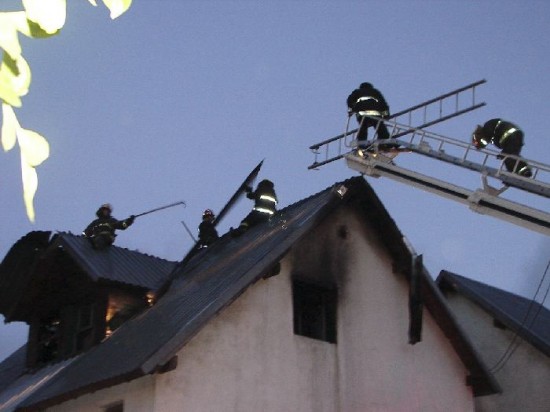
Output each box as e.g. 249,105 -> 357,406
490,259 -> 550,373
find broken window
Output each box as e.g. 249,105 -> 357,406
105,292 -> 144,336
36,315 -> 61,363
292,279 -> 337,343
75,304 -> 94,352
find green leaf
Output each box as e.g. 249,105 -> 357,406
1,103 -> 18,151
0,53 -> 31,106
22,0 -> 66,34
101,0 -> 132,19
17,126 -> 50,167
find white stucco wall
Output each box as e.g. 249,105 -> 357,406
152,206 -> 474,412
45,205 -> 475,412
444,292 -> 550,412
44,374 -> 155,412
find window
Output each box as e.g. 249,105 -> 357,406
75,304 -> 94,352
36,315 -> 61,363
292,279 -> 337,343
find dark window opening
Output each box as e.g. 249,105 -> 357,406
104,401 -> 124,412
36,315 -> 61,364
74,303 -> 94,352
493,318 -> 507,330
293,279 -> 337,343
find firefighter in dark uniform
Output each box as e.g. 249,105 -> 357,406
472,118 -> 532,177
83,203 -> 135,249
347,82 -> 394,150
198,209 -> 219,248
233,179 -> 278,236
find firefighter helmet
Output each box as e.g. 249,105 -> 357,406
101,203 -> 113,212
472,125 -> 488,149
203,209 -> 215,218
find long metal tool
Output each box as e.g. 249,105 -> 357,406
134,201 -> 186,218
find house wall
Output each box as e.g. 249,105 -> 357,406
45,374 -> 155,412
444,293 -> 550,412
46,205 -> 474,412
333,208 -> 473,412
152,206 -> 473,412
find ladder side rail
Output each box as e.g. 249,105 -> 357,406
309,80 -> 486,150
345,154 -> 550,236
391,103 -> 486,139
372,119 -> 550,197
309,98 -> 486,169
388,79 -> 486,119
390,80 -> 486,128
308,154 -> 346,170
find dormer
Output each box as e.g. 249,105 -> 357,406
0,231 -> 176,369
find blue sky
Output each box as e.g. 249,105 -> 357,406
1,0 -> 549,362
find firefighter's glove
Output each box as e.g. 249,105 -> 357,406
127,215 -> 135,225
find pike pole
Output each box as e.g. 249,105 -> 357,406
133,201 -> 186,218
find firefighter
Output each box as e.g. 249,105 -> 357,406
347,82 -> 395,150
198,209 -> 219,248
83,203 -> 135,249
232,179 -> 278,236
472,118 -> 532,177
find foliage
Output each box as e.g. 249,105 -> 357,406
0,0 -> 132,222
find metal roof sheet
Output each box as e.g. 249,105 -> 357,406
438,270 -> 550,357
50,233 -> 177,291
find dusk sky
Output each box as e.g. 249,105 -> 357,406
1,0 -> 549,362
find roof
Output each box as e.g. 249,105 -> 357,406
0,232 -> 177,322
50,233 -> 177,291
437,270 -> 550,358
0,177 -> 499,411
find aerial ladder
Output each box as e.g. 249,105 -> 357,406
308,80 -> 550,236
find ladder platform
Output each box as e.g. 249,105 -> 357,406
345,153 -> 550,236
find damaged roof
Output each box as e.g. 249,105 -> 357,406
0,177 -> 499,411
437,270 -> 550,358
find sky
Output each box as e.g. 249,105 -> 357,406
1,0 -> 549,362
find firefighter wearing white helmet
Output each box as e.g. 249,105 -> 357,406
83,203 -> 135,249
198,209 -> 219,248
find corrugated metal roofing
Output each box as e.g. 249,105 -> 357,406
0,177 -> 499,410
50,233 -> 177,291
438,270 -> 550,357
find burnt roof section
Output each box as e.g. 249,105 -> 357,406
437,270 -> 550,358
0,177 -> 498,411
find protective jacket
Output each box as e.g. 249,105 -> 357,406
198,220 -> 219,247
84,208 -> 134,248
247,181 -> 278,216
347,83 -> 389,117
476,118 -> 530,176
480,118 -> 523,149
235,180 -> 278,234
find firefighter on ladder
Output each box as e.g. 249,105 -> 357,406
472,118 -> 532,177
83,203 -> 135,249
347,82 -> 396,151
232,179 -> 278,236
